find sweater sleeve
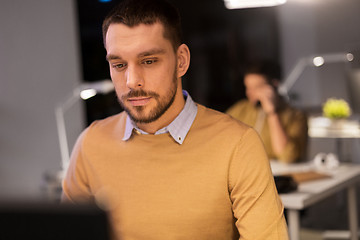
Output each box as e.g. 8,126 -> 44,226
228,128 -> 289,240
61,128 -> 94,204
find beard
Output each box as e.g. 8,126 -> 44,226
118,70 -> 178,124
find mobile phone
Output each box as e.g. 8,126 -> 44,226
255,101 -> 262,108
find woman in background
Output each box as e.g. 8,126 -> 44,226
226,61 -> 308,163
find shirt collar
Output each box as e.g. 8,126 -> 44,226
122,90 -> 197,144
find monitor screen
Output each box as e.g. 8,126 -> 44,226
0,201 -> 111,240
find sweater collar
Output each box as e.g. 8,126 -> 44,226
122,90 -> 197,144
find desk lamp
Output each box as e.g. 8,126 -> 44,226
278,52 -> 354,99
277,52 -> 357,137
55,79 -> 114,173
278,52 -> 360,168
43,79 -> 113,201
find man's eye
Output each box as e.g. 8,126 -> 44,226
142,59 -> 157,65
113,63 -> 126,69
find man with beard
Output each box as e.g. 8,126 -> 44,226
61,0 -> 289,239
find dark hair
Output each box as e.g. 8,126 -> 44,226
102,0 -> 183,52
244,61 -> 282,83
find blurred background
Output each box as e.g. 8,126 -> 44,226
1,0 -> 360,237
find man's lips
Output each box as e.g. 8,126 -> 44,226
127,97 -> 152,106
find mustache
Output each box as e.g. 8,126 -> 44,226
121,89 -> 160,100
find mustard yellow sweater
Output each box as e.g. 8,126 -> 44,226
62,104 -> 288,240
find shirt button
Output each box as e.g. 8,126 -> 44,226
178,137 -> 182,141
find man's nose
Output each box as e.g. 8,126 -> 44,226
125,65 -> 144,89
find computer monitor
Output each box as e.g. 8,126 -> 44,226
0,201 -> 111,240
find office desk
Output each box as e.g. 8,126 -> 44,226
271,161 -> 360,240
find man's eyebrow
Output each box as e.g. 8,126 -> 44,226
106,48 -> 166,62
106,54 -> 122,61
138,48 -> 166,57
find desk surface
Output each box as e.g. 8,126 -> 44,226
271,161 -> 360,209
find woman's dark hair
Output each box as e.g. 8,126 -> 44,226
244,61 -> 282,83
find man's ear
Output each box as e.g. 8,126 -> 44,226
176,44 -> 190,78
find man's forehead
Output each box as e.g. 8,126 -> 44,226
105,22 -> 171,54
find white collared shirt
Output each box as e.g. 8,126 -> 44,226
122,90 -> 197,144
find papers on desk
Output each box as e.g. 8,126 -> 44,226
271,160 -> 313,176
270,160 -> 332,184
289,171 -> 331,183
